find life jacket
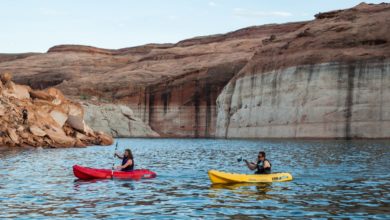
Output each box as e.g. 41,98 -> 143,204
256,159 -> 271,174
121,157 -> 134,172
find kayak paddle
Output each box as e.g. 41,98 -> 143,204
238,157 -> 251,164
111,142 -> 118,179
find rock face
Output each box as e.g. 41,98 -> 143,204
0,73 -> 113,148
0,20 -> 305,138
216,3 -> 390,139
83,103 -> 159,138
0,3 -> 389,138
216,61 -> 390,138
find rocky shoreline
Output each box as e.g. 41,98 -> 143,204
0,73 -> 113,148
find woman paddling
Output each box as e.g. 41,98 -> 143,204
114,149 -> 134,172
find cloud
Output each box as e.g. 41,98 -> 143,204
233,8 -> 292,18
208,1 -> 217,7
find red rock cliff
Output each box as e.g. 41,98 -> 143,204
0,22 -> 304,137
0,3 -> 388,138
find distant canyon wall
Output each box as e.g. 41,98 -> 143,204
216,60 -> 390,138
126,61 -> 247,137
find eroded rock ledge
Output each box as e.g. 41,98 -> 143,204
0,73 -> 113,148
83,103 -> 159,138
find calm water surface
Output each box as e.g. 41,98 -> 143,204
0,139 -> 389,219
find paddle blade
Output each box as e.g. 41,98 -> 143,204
237,157 -> 243,162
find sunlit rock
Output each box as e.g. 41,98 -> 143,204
50,109 -> 68,127
7,128 -> 19,144
0,72 -> 113,148
29,125 -> 46,137
83,103 -> 159,137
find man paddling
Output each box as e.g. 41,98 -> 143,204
244,151 -> 272,174
114,149 -> 134,172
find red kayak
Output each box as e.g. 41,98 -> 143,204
73,165 -> 157,180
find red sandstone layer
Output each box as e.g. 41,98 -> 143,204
0,3 -> 388,137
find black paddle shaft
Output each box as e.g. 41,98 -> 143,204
112,142 -> 118,169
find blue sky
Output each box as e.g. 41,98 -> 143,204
0,0 -> 387,53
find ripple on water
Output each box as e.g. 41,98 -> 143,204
0,138 -> 389,219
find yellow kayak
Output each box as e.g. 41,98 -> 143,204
208,170 -> 293,184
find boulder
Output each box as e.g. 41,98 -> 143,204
50,109 -> 68,127
62,124 -> 75,136
45,129 -> 76,148
67,103 -> 84,117
1,72 -> 12,84
12,85 -> 30,99
5,81 -> 15,90
1,83 -> 31,99
52,98 -> 61,105
75,139 -> 87,147
120,105 -> 134,118
96,132 -> 114,145
29,90 -> 54,101
76,132 -> 89,141
20,132 -> 30,139
7,128 -> 19,144
16,125 -> 24,132
23,136 -> 37,147
47,88 -> 66,100
29,125 -> 47,137
66,115 -> 94,135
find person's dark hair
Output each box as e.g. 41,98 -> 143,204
259,151 -> 266,158
125,149 -> 133,160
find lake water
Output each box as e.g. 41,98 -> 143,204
0,138 -> 389,219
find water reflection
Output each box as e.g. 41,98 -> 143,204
210,183 -> 274,201
118,182 -> 135,190
211,182 -> 271,191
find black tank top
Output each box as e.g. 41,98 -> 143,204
121,157 -> 134,172
256,159 -> 271,174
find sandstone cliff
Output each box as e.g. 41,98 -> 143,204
216,61 -> 390,139
0,73 -> 113,148
216,3 -> 390,139
0,3 -> 389,139
0,21 -> 305,137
